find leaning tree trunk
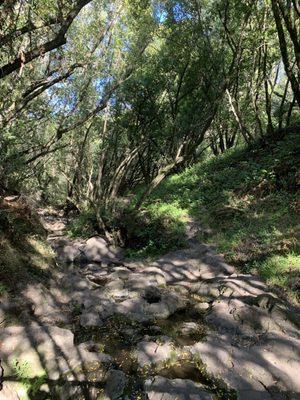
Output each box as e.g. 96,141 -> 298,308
271,0 -> 300,108
135,143 -> 185,210
226,89 -> 254,143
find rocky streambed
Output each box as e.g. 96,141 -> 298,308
1,209 -> 300,400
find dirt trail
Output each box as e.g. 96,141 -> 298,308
1,209 -> 299,400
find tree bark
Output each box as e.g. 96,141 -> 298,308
271,0 -> 300,107
135,143 -> 185,210
226,89 -> 253,143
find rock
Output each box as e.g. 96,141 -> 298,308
151,290 -> 187,319
187,331 -> 300,397
117,298 -> 150,322
80,311 -> 103,327
246,294 -> 300,333
122,328 -> 136,337
0,307 -> 5,323
106,279 -> 125,291
0,324 -> 111,385
145,376 -> 213,399
109,288 -> 131,302
149,326 -> 163,335
116,288 -> 186,322
126,273 -> 158,291
0,382 -> 31,400
86,274 -> 111,286
179,322 -> 202,337
51,238 -> 84,263
85,263 -> 108,274
81,236 -> 123,264
105,370 -> 128,399
136,340 -> 175,367
193,302 -> 210,313
80,340 -> 104,353
82,299 -> 117,320
55,380 -> 100,400
110,266 -> 132,280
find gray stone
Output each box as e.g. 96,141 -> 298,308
86,274 -> 111,286
0,324 -> 111,384
82,236 -> 123,263
106,279 -> 125,291
193,302 -> 210,312
51,238 -> 84,263
105,370 -> 128,399
145,376 -> 213,399
109,266 -> 132,280
179,322 -> 202,337
136,340 -> 175,367
117,298 -> 150,322
80,311 -> 103,327
109,288 -> 131,302
18,213 -> 300,400
187,331 -> 300,396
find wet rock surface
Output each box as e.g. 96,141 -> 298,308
1,210 -> 299,399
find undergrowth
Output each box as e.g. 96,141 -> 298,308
145,133 -> 300,302
67,201 -> 188,260
0,198 -> 55,295
122,203 -> 187,259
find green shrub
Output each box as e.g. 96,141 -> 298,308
67,208 -> 98,238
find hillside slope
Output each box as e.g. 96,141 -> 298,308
0,197 -> 55,297
143,133 -> 300,303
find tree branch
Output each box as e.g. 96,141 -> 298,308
0,0 -> 92,79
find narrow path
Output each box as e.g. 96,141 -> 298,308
1,209 -> 299,400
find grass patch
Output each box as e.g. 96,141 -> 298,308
256,252 -> 300,301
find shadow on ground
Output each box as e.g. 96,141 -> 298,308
1,208 -> 300,400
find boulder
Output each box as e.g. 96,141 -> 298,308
80,236 -> 123,264
0,324 -> 111,381
193,302 -> 210,313
50,238 -> 85,263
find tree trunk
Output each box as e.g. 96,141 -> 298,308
135,143 -> 185,210
271,0 -> 300,107
226,89 -> 253,143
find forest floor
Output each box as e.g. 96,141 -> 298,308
1,207 -> 300,400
